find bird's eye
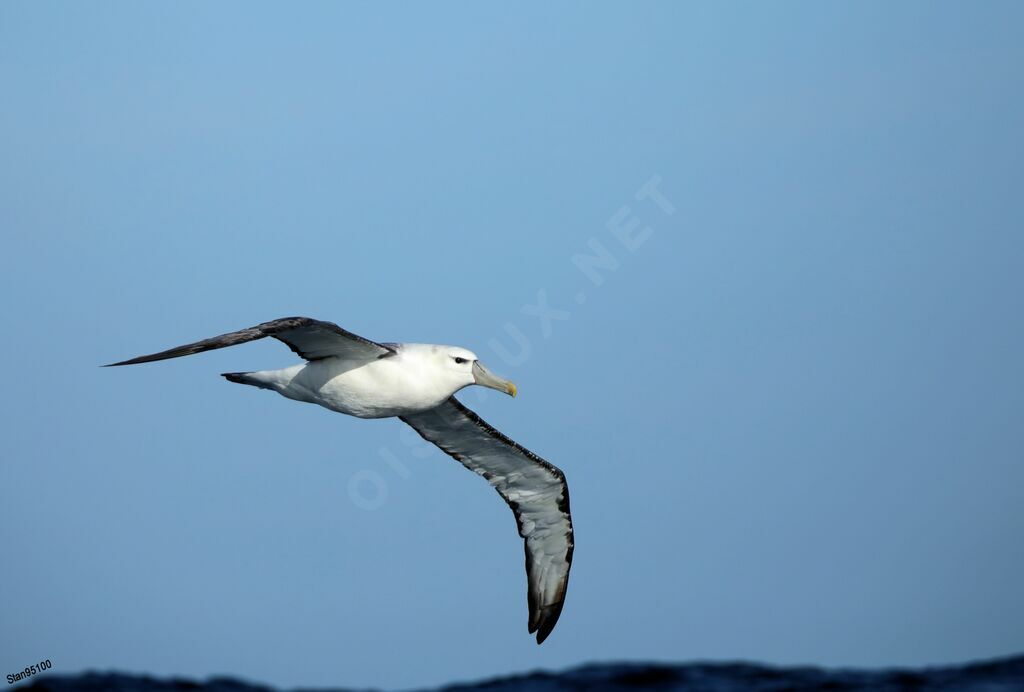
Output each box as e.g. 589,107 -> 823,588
453,357 -> 468,364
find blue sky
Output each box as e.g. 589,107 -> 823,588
2,1 -> 1023,689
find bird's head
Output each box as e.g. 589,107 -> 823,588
418,345 -> 517,398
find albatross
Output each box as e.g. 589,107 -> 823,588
106,316 -> 573,643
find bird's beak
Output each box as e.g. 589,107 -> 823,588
472,361 -> 517,397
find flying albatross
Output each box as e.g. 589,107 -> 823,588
106,316 -> 573,643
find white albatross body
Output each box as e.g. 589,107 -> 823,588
106,317 -> 573,644
244,343 -> 487,418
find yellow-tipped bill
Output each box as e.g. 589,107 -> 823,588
473,361 -> 518,397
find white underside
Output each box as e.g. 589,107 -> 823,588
245,349 -> 466,418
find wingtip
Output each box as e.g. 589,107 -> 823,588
529,603 -> 564,645
534,619 -> 556,645
102,354 -> 163,367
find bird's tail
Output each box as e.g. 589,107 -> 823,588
221,372 -> 275,391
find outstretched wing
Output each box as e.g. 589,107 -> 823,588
400,397 -> 574,644
105,316 -> 394,366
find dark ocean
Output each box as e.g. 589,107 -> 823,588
16,655 -> 1024,692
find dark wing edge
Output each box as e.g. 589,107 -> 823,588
400,397 -> 574,644
104,316 -> 395,366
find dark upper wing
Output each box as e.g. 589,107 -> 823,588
105,316 -> 395,366
400,397 -> 574,644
